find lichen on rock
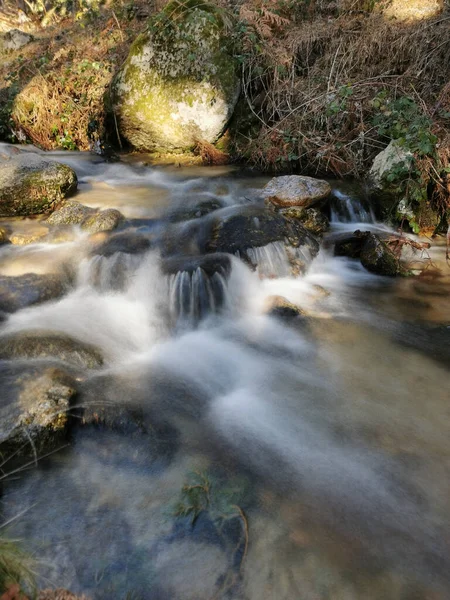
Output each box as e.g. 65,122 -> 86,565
0,153 -> 77,217
111,0 -> 240,151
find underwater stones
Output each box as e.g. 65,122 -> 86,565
9,225 -> 50,245
0,226 -> 10,244
205,205 -> 320,259
167,198 -> 224,222
0,330 -> 103,370
0,363 -> 77,457
264,295 -> 308,319
46,200 -> 125,234
0,154 -> 77,217
92,230 -> 153,257
0,273 -> 67,313
111,1 -> 240,151
262,175 -> 331,209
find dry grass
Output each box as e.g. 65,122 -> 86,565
232,2 -> 450,177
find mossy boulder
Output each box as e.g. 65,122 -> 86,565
0,154 -> 77,217
46,200 -> 125,233
360,233 -> 403,276
111,0 -> 240,151
81,208 -> 125,234
278,206 -> 329,236
0,363 -> 77,458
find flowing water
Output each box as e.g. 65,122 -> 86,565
1,150 -> 450,600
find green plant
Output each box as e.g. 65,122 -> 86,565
0,536 -> 37,597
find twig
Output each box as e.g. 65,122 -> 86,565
112,9 -> 124,42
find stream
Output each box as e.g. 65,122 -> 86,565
1,151 -> 450,600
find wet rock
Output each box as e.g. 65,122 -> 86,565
46,200 -> 95,226
168,198 -> 224,223
360,233 -> 402,276
161,253 -> 232,278
0,226 -> 10,244
0,330 -> 103,369
0,273 -> 67,313
92,230 -> 153,257
264,295 -> 308,319
81,208 -> 125,234
0,154 -> 77,217
1,29 -> 34,51
262,175 -> 331,209
111,1 -> 240,151
0,363 -> 77,457
205,205 -> 320,258
9,225 -> 49,245
278,206 -> 329,236
333,230 -> 369,258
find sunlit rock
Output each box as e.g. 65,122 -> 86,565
0,153 -> 77,217
111,0 -> 240,151
382,0 -> 443,21
263,175 -> 331,209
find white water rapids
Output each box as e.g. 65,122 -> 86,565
0,152 -> 449,600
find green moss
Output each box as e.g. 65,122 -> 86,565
111,1 -> 239,151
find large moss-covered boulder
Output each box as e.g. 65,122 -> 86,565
0,153 -> 77,217
111,0 -> 240,151
369,140 -> 413,190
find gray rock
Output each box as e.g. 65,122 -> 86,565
161,253 -> 232,277
1,29 -> 34,51
369,140 -> 413,189
111,1 -> 240,151
0,272 -> 67,313
0,362 -> 76,458
0,330 -> 103,369
262,175 -> 331,208
46,200 -> 95,225
0,153 -> 77,217
92,230 -> 153,257
81,208 -> 125,234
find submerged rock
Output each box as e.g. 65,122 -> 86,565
263,175 -> 331,209
9,225 -> 50,245
0,363 -> 77,457
92,230 -> 153,257
333,230 -> 369,258
168,198 -> 224,222
0,273 -> 67,313
111,0 -> 240,151
0,154 -> 77,217
360,233 -> 403,276
264,295 -> 307,319
0,226 -> 10,244
0,330 -> 103,369
162,253 -> 232,278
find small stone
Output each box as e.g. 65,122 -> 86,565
264,295 -> 308,319
81,208 -> 125,234
263,175 -> 331,209
46,200 -> 95,225
1,29 -> 34,51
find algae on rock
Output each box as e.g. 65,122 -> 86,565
111,0 -> 240,151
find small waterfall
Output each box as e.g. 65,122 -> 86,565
331,189 -> 374,223
168,267 -> 229,327
78,252 -> 142,292
244,241 -> 314,278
